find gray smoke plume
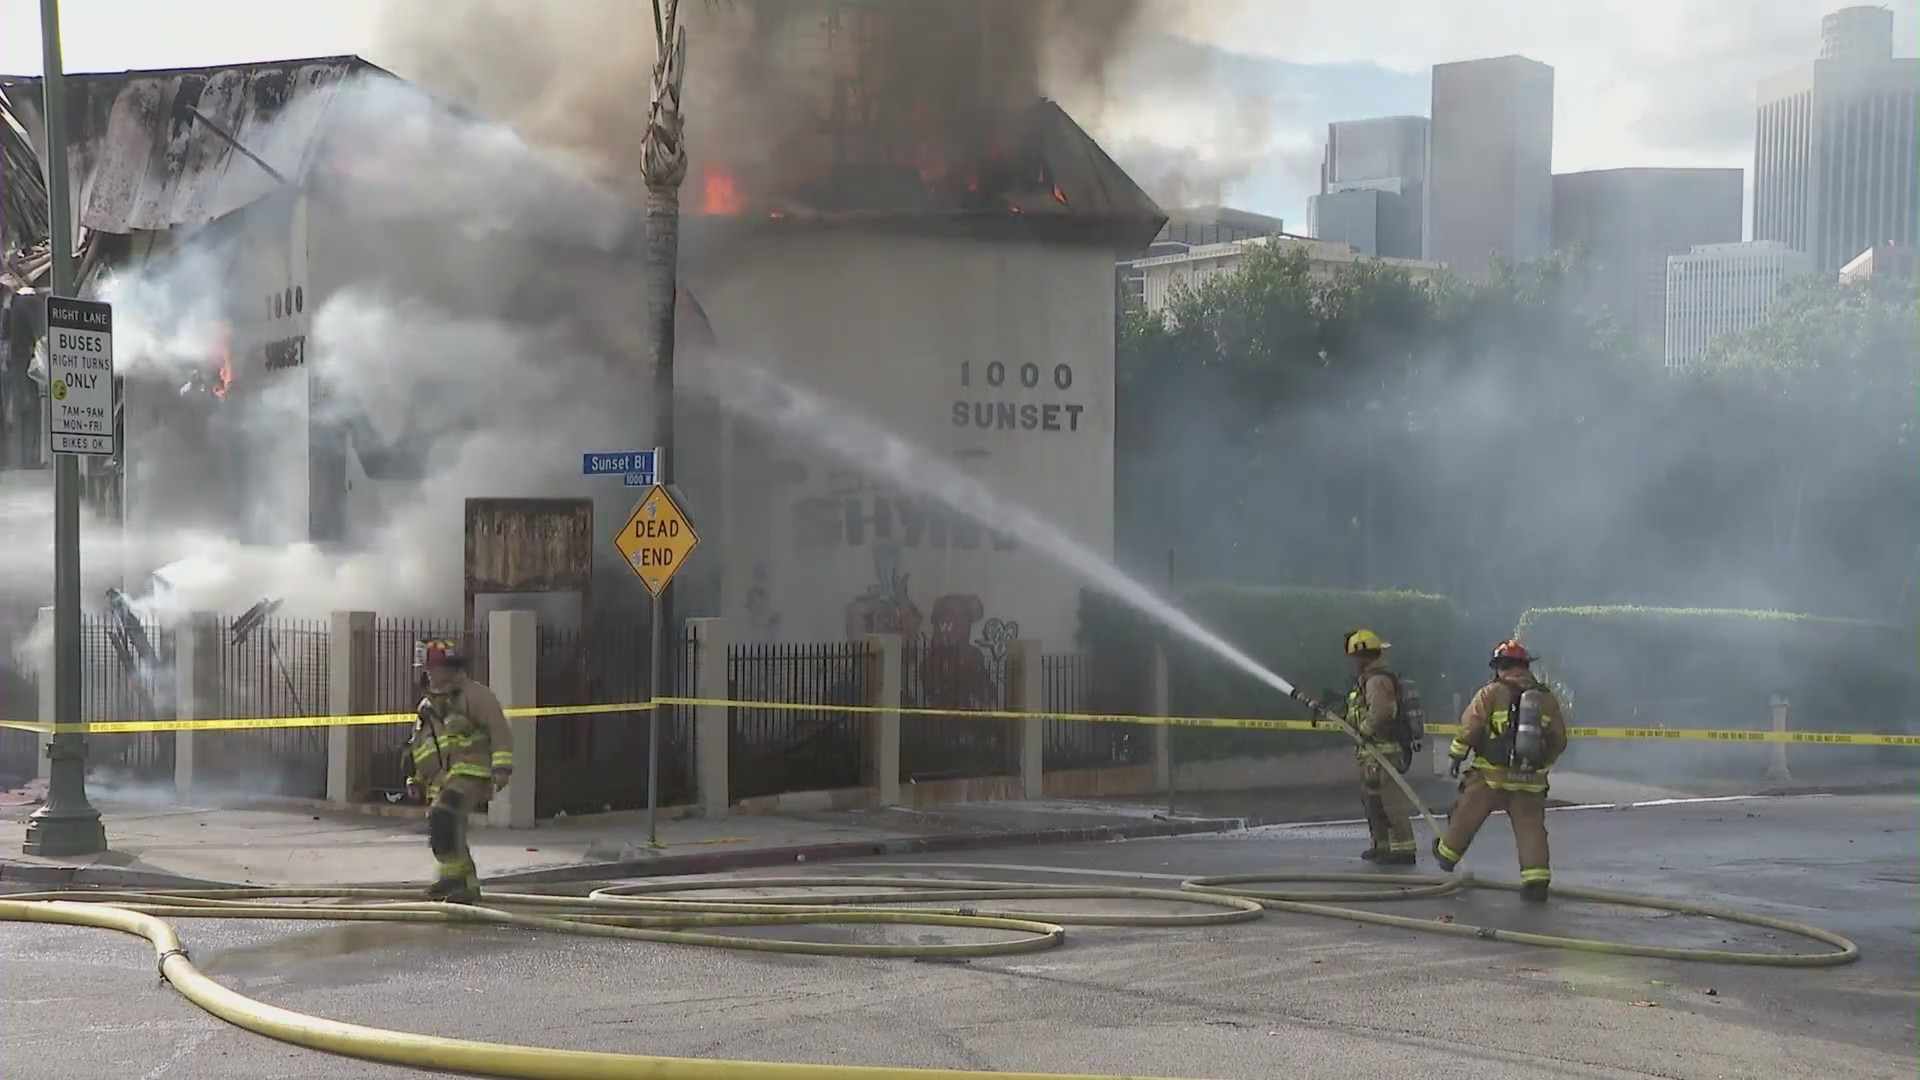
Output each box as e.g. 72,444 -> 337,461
0,76 -> 653,692
378,0 -> 1161,189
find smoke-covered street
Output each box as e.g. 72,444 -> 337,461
3,793 -> 1914,1080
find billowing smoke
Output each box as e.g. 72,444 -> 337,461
383,0 -> 1151,178
377,0 -> 1249,213
3,76 -> 654,686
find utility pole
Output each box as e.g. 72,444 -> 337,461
23,0 -> 107,855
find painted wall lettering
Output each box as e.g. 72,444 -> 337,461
792,494 -> 1017,551
953,362 -> 1085,433
263,335 -> 307,371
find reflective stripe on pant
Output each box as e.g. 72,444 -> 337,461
1438,771 -> 1550,881
1359,755 -> 1416,854
428,778 -> 485,884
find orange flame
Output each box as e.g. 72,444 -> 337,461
212,324 -> 233,399
702,169 -> 746,215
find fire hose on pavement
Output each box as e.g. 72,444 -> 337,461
0,855 -> 1861,1080
0,657 -> 1857,1080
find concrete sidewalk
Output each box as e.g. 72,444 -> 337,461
0,793 -> 1283,890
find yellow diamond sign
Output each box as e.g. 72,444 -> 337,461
615,484 -> 699,597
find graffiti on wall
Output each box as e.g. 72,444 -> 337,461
843,544 -> 923,642
836,545 -> 1020,711
789,463 -> 1016,552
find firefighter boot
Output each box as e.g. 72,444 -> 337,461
1520,880 -> 1550,902
1375,849 -> 1417,867
428,864 -> 481,904
1431,838 -> 1459,873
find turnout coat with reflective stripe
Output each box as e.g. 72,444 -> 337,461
409,676 -> 514,791
1449,674 -> 1568,793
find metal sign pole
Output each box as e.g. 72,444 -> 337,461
645,444 -> 666,848
647,589 -> 663,847
23,0 -> 106,856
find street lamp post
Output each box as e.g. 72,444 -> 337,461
22,0 -> 107,856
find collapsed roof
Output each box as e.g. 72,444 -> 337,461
0,56 -> 388,255
0,55 -> 635,287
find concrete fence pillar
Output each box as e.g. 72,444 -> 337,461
487,609 -> 538,828
34,606 -> 52,783
1767,694 -> 1792,783
324,611 -> 376,804
1011,639 -> 1045,797
866,633 -> 903,806
689,617 -> 731,817
172,611 -> 221,792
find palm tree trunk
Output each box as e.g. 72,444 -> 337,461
646,183 -> 679,465
643,0 -> 688,464
642,0 -> 689,736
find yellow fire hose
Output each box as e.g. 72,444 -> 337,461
0,709 -> 1856,1080
0,854 -> 1860,1080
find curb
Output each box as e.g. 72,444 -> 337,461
0,860 -> 234,890
0,816 -> 1252,892
483,816 -> 1252,885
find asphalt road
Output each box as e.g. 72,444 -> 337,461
2,793 -> 1914,1080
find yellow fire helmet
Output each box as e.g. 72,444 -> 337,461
1343,628 -> 1392,655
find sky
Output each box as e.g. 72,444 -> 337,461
2,0 -> 1916,228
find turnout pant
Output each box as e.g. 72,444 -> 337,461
1438,771 -> 1551,886
427,777 -> 487,887
1359,752 -> 1416,856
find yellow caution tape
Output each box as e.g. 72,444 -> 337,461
2,697 -> 1915,746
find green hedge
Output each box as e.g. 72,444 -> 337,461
1167,584 -> 1463,760
1514,605 -> 1918,734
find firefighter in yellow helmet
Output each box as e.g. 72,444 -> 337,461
1434,639 -> 1568,900
1342,629 -> 1417,866
406,638 -> 514,903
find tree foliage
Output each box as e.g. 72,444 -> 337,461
1116,244 -> 1919,632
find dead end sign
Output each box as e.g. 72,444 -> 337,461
615,484 -> 699,597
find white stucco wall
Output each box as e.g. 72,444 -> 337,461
693,232 -> 1117,653
122,191 -> 313,552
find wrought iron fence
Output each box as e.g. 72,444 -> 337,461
1042,652 -> 1146,771
533,614 -> 695,818
364,618 -> 489,800
80,614 -> 176,787
200,616 -> 331,798
900,638 -> 1016,781
729,640 -> 875,800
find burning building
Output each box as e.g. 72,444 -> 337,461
0,58 -> 646,572
675,1 -> 1167,651
682,96 -> 1163,649
0,23 -> 1164,669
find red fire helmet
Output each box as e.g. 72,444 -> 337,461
1489,639 -> 1536,667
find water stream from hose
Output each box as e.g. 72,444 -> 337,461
706,359 -> 1298,697
704,358 -> 1445,837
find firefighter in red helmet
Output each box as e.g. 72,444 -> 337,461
406,638 -> 513,903
1434,639 -> 1568,900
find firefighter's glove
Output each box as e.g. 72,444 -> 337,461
1447,754 -> 1465,779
